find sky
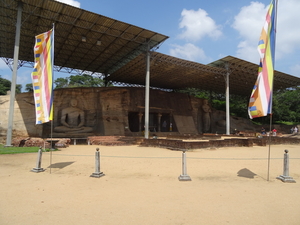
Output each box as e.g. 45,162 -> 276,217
1,0 -> 300,91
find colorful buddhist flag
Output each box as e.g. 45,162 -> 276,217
31,28 -> 54,124
248,0 -> 277,119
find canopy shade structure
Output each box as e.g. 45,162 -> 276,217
208,56 -> 300,96
0,0 -> 168,74
110,53 -> 300,96
1,0 -> 299,97
109,51 -> 225,91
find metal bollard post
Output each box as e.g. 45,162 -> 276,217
31,147 -> 45,173
276,150 -> 296,183
90,148 -> 105,178
178,150 -> 191,181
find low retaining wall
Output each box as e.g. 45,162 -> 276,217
166,134 -> 222,140
9,136 -> 300,149
11,137 -> 71,148
140,137 -> 300,150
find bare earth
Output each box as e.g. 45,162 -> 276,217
1,144 -> 300,225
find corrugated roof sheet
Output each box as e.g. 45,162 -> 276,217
110,53 -> 300,96
0,0 -> 168,74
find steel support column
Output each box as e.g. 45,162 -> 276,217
225,63 -> 230,135
6,1 -> 23,146
144,43 -> 150,139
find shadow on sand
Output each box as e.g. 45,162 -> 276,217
237,168 -> 257,179
48,161 -> 75,169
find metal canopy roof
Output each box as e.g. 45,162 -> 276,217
208,56 -> 300,95
110,53 -> 300,96
109,51 -> 226,91
1,0 -> 300,97
0,0 -> 168,74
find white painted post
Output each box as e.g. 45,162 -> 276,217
178,150 -> 191,181
90,148 -> 105,178
31,147 -> 45,173
276,150 -> 296,183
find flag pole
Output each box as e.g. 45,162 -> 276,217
50,120 -> 53,174
50,23 -> 55,174
267,114 -> 273,181
31,24 -> 55,173
267,0 -> 278,181
248,0 -> 278,181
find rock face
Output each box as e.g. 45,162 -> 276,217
0,87 -> 257,139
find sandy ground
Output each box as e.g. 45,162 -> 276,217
1,144 -> 300,225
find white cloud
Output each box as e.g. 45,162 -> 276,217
232,1 -> 267,63
55,0 -> 80,8
232,0 -> 300,63
235,40 -> 260,64
169,43 -> 210,63
290,64 -> 300,77
178,8 -> 222,42
276,0 -> 300,56
232,2 -> 266,44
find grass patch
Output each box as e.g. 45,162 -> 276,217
275,121 -> 298,126
251,121 -> 262,126
0,144 -> 57,154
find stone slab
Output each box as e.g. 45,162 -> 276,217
90,172 -> 105,178
178,174 -> 192,181
31,168 -> 45,173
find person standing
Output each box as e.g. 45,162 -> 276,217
202,99 -> 211,133
294,126 -> 298,134
272,128 -> 277,136
162,120 -> 167,132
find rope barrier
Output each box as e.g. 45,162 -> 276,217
45,152 -> 300,160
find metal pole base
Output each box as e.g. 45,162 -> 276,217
90,172 -> 105,178
31,168 -> 45,173
178,174 -> 192,181
276,175 -> 296,183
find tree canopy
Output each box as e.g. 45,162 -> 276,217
54,74 -> 111,89
0,76 -> 22,95
25,83 -> 33,92
24,74 -> 111,91
178,87 -> 300,124
272,87 -> 300,122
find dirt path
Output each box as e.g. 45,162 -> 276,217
1,144 -> 300,225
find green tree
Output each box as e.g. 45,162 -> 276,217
54,74 -> 111,89
177,88 -> 248,118
69,74 -> 108,87
273,87 -> 300,122
0,76 -> 22,95
0,76 -> 11,95
25,83 -> 33,92
54,77 -> 69,89
16,84 -> 22,94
